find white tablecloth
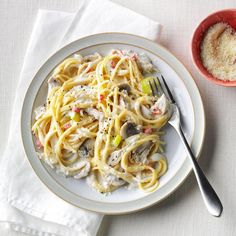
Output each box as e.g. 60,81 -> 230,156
0,0 -> 236,235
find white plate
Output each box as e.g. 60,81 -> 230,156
21,33 -> 205,214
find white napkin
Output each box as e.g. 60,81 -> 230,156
0,0 -> 162,235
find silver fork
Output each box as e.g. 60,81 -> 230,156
149,76 -> 223,217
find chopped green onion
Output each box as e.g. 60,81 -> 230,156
141,77 -> 162,95
113,135 -> 122,147
70,111 -> 80,122
141,77 -> 153,95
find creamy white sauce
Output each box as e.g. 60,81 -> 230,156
113,49 -> 155,74
73,161 -> 90,179
150,153 -> 165,162
35,50 -> 168,193
151,94 -> 169,115
103,173 -> 125,187
136,52 -> 155,74
85,108 -> 103,120
34,106 -> 46,120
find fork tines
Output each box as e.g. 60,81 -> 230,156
148,80 -> 155,96
148,76 -> 175,104
149,77 -> 162,97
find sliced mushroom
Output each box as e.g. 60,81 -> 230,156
78,139 -> 95,158
107,149 -> 122,166
118,83 -> 131,94
130,141 -> 153,164
120,122 -> 140,139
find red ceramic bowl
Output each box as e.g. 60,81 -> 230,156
191,9 -> 236,86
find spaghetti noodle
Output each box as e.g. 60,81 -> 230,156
32,49 -> 171,193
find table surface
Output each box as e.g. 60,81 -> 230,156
1,0 -> 236,235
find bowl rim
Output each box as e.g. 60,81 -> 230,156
191,8 -> 236,87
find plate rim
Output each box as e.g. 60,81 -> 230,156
21,32 -> 205,215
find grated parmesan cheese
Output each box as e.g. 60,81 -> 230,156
200,22 -> 236,81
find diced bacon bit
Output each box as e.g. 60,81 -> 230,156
72,107 -> 81,113
152,107 -> 162,115
131,53 -> 138,61
99,94 -> 105,102
110,60 -> 116,69
63,122 -> 71,130
35,138 -> 43,149
87,68 -> 93,73
118,49 -> 124,55
144,128 -> 152,134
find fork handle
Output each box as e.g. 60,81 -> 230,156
176,126 -> 223,217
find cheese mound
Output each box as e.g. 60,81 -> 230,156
201,23 -> 236,81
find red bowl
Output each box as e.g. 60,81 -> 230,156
191,9 -> 236,86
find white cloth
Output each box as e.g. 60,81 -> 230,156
0,0 -> 162,235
